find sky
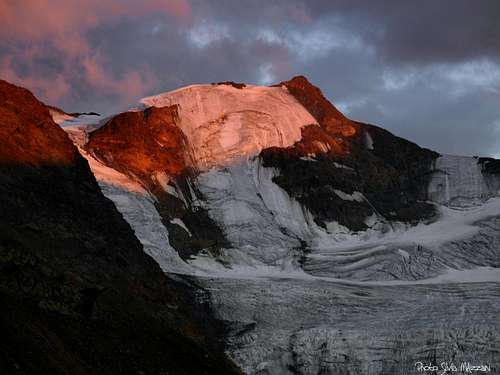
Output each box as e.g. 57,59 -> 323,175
1,0 -> 500,156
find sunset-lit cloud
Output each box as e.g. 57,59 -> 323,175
0,0 -> 190,106
1,0 -> 499,156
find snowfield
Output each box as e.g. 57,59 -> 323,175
141,84 -> 318,169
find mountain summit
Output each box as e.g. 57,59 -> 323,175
85,76 -> 439,237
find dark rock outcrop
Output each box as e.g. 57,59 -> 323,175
277,75 -> 357,138
0,80 -> 240,375
47,105 -> 100,119
262,76 -> 439,231
478,157 -> 500,175
213,81 -> 246,89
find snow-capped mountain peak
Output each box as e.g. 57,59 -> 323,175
140,82 -> 319,169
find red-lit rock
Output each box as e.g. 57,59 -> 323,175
279,75 -> 358,137
87,105 -> 188,187
0,80 -> 78,166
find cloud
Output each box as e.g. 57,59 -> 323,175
82,53 -> 159,101
0,54 -> 71,103
1,0 -> 499,156
188,21 -> 231,48
0,0 -> 190,106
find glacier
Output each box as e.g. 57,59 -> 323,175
186,155 -> 500,374
59,87 -> 500,375
141,83 -> 318,169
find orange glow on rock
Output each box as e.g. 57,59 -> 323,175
0,80 -> 78,167
86,105 -> 187,188
280,75 -> 358,140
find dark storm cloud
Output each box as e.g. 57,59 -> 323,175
1,0 -> 499,155
302,0 -> 500,64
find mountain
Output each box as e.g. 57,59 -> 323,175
0,80 -> 240,375
82,77 -> 441,265
2,76 -> 500,374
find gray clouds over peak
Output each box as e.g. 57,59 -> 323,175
1,0 -> 499,156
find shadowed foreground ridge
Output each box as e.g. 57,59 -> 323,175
0,80 -> 240,375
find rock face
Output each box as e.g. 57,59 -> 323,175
87,106 -> 188,183
276,75 -> 357,137
0,82 -> 78,166
262,77 -> 439,230
0,80 -> 240,375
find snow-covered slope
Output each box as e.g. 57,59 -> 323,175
49,107 -> 75,124
141,83 -> 318,169
83,150 -> 192,274
49,106 -> 102,127
190,158 -> 321,274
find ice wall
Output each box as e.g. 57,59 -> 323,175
428,154 -> 498,206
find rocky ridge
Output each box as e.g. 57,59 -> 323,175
0,79 -> 240,375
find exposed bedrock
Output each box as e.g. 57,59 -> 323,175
262,76 -> 439,232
